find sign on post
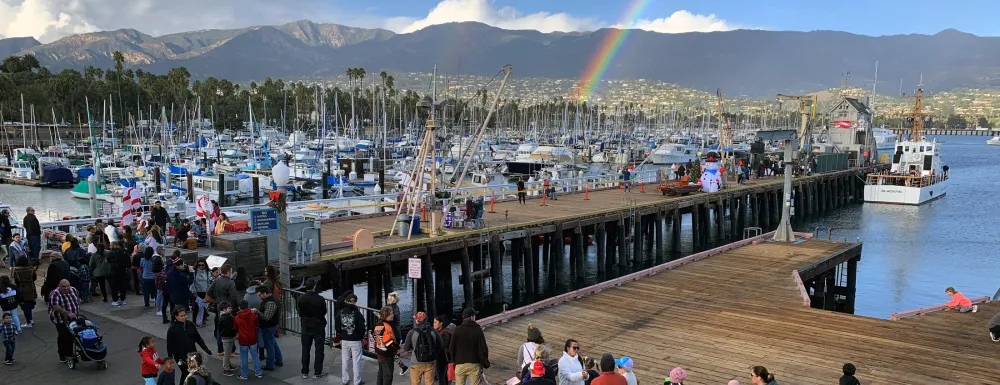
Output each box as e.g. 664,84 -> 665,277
249,208 -> 279,233
408,257 -> 422,279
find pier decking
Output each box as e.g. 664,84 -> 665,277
478,239 -> 1000,385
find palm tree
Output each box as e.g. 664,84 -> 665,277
112,50 -> 125,129
347,68 -> 357,132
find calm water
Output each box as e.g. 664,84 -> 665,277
5,135 -> 998,320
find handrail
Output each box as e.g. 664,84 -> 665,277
890,296 -> 991,321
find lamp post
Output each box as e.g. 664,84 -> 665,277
272,160 -> 291,288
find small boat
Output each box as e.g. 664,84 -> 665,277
988,136 -> 1000,146
70,180 -> 116,202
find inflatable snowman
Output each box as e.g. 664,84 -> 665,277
700,151 -> 722,193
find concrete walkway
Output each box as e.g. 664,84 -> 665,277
3,287 -> 400,385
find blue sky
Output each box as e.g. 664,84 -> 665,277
2,0 -> 998,43
354,0 -> 1000,36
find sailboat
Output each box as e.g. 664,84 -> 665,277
70,180 -> 115,202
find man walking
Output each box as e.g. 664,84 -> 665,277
0,209 -> 12,268
207,264 -> 241,355
150,201 -> 170,233
516,178 -> 526,204
336,291 -> 364,384
450,308 -> 490,385
22,207 -> 41,265
402,311 -> 442,385
47,279 -> 81,362
298,279 -> 329,379
256,286 -> 284,370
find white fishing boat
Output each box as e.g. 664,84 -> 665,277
864,88 -> 948,205
872,127 -> 898,151
649,142 -> 698,165
987,136 -> 1000,146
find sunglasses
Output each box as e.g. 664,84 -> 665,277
570,346 -> 580,350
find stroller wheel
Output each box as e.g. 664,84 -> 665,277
67,358 -> 76,369
99,361 -> 108,370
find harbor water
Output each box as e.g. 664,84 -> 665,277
3,135 -> 997,321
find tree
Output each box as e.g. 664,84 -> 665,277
977,116 -> 991,128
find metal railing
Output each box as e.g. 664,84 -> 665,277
279,288 -> 380,354
865,173 -> 949,188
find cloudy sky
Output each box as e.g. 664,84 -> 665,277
1,0 -> 996,43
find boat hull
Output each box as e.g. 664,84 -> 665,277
863,179 -> 948,205
506,161 -> 548,175
70,190 -> 116,202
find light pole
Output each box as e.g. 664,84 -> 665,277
271,160 -> 292,288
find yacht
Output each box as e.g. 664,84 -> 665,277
505,145 -> 577,175
987,136 -> 1000,146
864,88 -> 948,205
872,127 -> 898,151
649,142 -> 699,165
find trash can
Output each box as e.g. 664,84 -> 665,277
397,214 -> 411,236
411,215 -> 421,235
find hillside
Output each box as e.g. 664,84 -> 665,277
3,22 -> 1000,96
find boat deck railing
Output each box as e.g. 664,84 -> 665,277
866,172 -> 949,187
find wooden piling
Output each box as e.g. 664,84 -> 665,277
252,176 -> 260,205
671,210 -> 681,253
489,235 -> 502,305
596,223 -> 607,274
422,251 -> 435,317
617,218 -> 627,267
510,238 -> 522,305
574,226 -> 585,279
522,236 -> 535,300
691,203 -> 701,251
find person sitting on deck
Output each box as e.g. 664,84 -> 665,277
988,310 -> 1000,342
944,287 -> 978,313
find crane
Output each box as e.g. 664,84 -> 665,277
775,94 -> 817,152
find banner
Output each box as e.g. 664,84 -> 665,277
834,120 -> 852,129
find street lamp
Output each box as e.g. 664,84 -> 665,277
272,160 -> 291,288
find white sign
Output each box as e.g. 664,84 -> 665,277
206,255 -> 229,270
408,257 -> 422,279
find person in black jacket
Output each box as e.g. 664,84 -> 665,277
106,241 -> 131,305
256,286 -> 283,370
336,290 -> 365,383
166,307 -> 212,380
297,279 -> 329,379
22,207 -> 41,265
218,301 -> 238,377
0,209 -> 12,267
150,201 -> 170,232
450,308 -> 490,385
41,253 -> 71,303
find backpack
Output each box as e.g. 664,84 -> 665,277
413,327 -> 437,362
0,288 -> 18,311
155,272 -> 168,291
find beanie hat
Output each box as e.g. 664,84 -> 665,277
669,367 -> 688,382
600,353 -> 616,373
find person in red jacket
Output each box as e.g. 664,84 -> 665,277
234,300 -> 263,379
139,335 -> 165,385
944,287 -> 978,313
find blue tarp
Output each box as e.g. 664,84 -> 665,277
76,167 -> 95,180
169,164 -> 189,175
42,165 -> 74,184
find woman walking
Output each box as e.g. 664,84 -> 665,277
139,247 -> 157,308
107,241 -> 131,306
374,306 -> 397,385
189,260 -> 212,327
10,257 -> 37,328
88,242 -> 111,302
183,352 -> 215,385
166,308 -> 212,380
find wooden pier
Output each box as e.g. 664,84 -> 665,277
477,237 -> 1000,385
291,165 -> 885,313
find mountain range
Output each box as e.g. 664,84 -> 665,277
2,20 -> 999,96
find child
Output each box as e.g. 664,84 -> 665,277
1,313 -> 16,364
617,356 -> 637,385
944,287 -> 978,312
665,367 -> 686,385
139,335 -> 165,385
218,301 -> 238,377
583,356 -> 600,385
234,300 -> 262,380
840,363 -> 860,385
157,357 -> 176,385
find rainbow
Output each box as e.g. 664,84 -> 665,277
574,0 -> 653,101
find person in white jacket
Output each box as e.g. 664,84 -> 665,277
557,339 -> 588,385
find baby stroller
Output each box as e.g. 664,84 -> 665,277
67,315 -> 108,370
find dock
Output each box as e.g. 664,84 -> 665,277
889,128 -> 999,136
477,237 -> 1000,385
295,166 -> 884,313
0,176 -> 42,186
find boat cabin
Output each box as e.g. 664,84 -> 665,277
891,140 -> 942,177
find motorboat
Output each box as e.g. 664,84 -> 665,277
987,136 -> 1000,146
872,128 -> 898,151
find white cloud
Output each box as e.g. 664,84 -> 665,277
388,0 -> 600,34
0,0 -> 740,44
620,10 -> 737,33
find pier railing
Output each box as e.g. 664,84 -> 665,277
890,296 -> 992,321
279,288 -> 380,354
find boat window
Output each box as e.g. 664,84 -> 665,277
904,146 -> 909,152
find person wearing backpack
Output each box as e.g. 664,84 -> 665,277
0,276 -> 21,334
401,311 -> 442,385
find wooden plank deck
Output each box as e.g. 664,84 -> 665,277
479,239 -> 1000,385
